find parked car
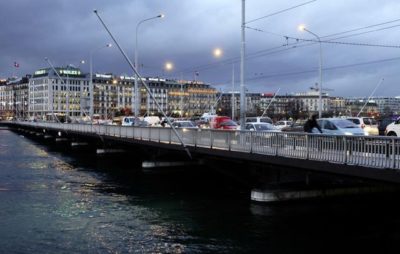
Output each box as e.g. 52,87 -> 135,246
245,116 -> 273,124
245,122 -> 280,132
346,117 -> 379,136
316,118 -> 365,136
274,120 -> 293,130
281,119 -> 307,132
210,116 -> 238,130
385,118 -> 400,136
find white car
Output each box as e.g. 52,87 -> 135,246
245,116 -> 273,124
171,120 -> 198,129
245,123 -> 280,132
385,119 -> 400,136
274,120 -> 293,130
316,118 -> 365,136
346,117 -> 379,136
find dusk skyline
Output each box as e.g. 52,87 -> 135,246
1,0 -> 400,97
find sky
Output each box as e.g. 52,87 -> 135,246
1,0 -> 400,97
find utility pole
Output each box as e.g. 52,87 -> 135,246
240,0 -> 246,129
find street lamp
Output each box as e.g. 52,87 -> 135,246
299,24 -> 323,118
213,48 -> 223,58
134,13 -> 164,117
89,43 -> 112,120
164,61 -> 173,72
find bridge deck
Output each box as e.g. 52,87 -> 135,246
8,121 -> 400,182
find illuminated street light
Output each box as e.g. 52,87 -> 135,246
164,61 -> 174,71
298,24 -> 323,118
134,13 -> 164,117
213,48 -> 223,58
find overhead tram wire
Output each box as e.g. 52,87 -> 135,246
213,55 -> 400,87
246,56 -> 400,82
170,19 -> 400,78
246,0 -> 317,24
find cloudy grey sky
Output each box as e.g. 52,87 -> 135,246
1,0 -> 400,97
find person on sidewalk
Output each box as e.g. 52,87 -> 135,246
304,114 -> 323,133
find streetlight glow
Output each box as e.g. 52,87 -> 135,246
213,48 -> 223,58
298,24 -> 306,31
165,61 -> 173,71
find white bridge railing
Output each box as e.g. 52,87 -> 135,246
15,122 -> 400,170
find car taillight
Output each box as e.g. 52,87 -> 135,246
361,124 -> 365,129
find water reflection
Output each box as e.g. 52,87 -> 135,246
2,129 -> 400,253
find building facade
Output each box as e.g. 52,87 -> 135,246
0,77 -> 29,120
92,75 -> 218,118
28,66 -> 89,120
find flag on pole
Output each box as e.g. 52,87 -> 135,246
14,62 -> 20,68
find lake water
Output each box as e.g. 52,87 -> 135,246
0,128 -> 399,253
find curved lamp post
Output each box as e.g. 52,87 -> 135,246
134,14 -> 164,117
299,24 -> 323,118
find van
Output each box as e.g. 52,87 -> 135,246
245,116 -> 273,124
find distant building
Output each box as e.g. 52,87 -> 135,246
218,92 -> 261,119
92,75 -> 217,118
344,98 -> 379,117
350,97 -> 400,116
294,91 -> 330,115
0,76 -> 29,119
28,66 -> 89,120
329,97 -> 346,116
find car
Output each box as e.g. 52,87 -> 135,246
378,117 -> 394,136
346,117 -> 379,136
274,120 -> 293,130
121,116 -> 136,126
245,116 -> 273,124
316,118 -> 365,136
245,122 -> 280,132
171,120 -> 197,129
281,119 -> 307,132
385,118 -> 400,136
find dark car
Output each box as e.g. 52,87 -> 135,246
378,117 -> 394,135
281,119 -> 307,132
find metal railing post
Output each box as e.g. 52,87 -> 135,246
249,131 -> 253,153
391,138 -> 396,169
210,130 -> 213,149
343,136 -> 347,164
228,131 -> 231,151
306,134 -> 309,160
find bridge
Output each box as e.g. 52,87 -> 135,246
4,121 -> 400,184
